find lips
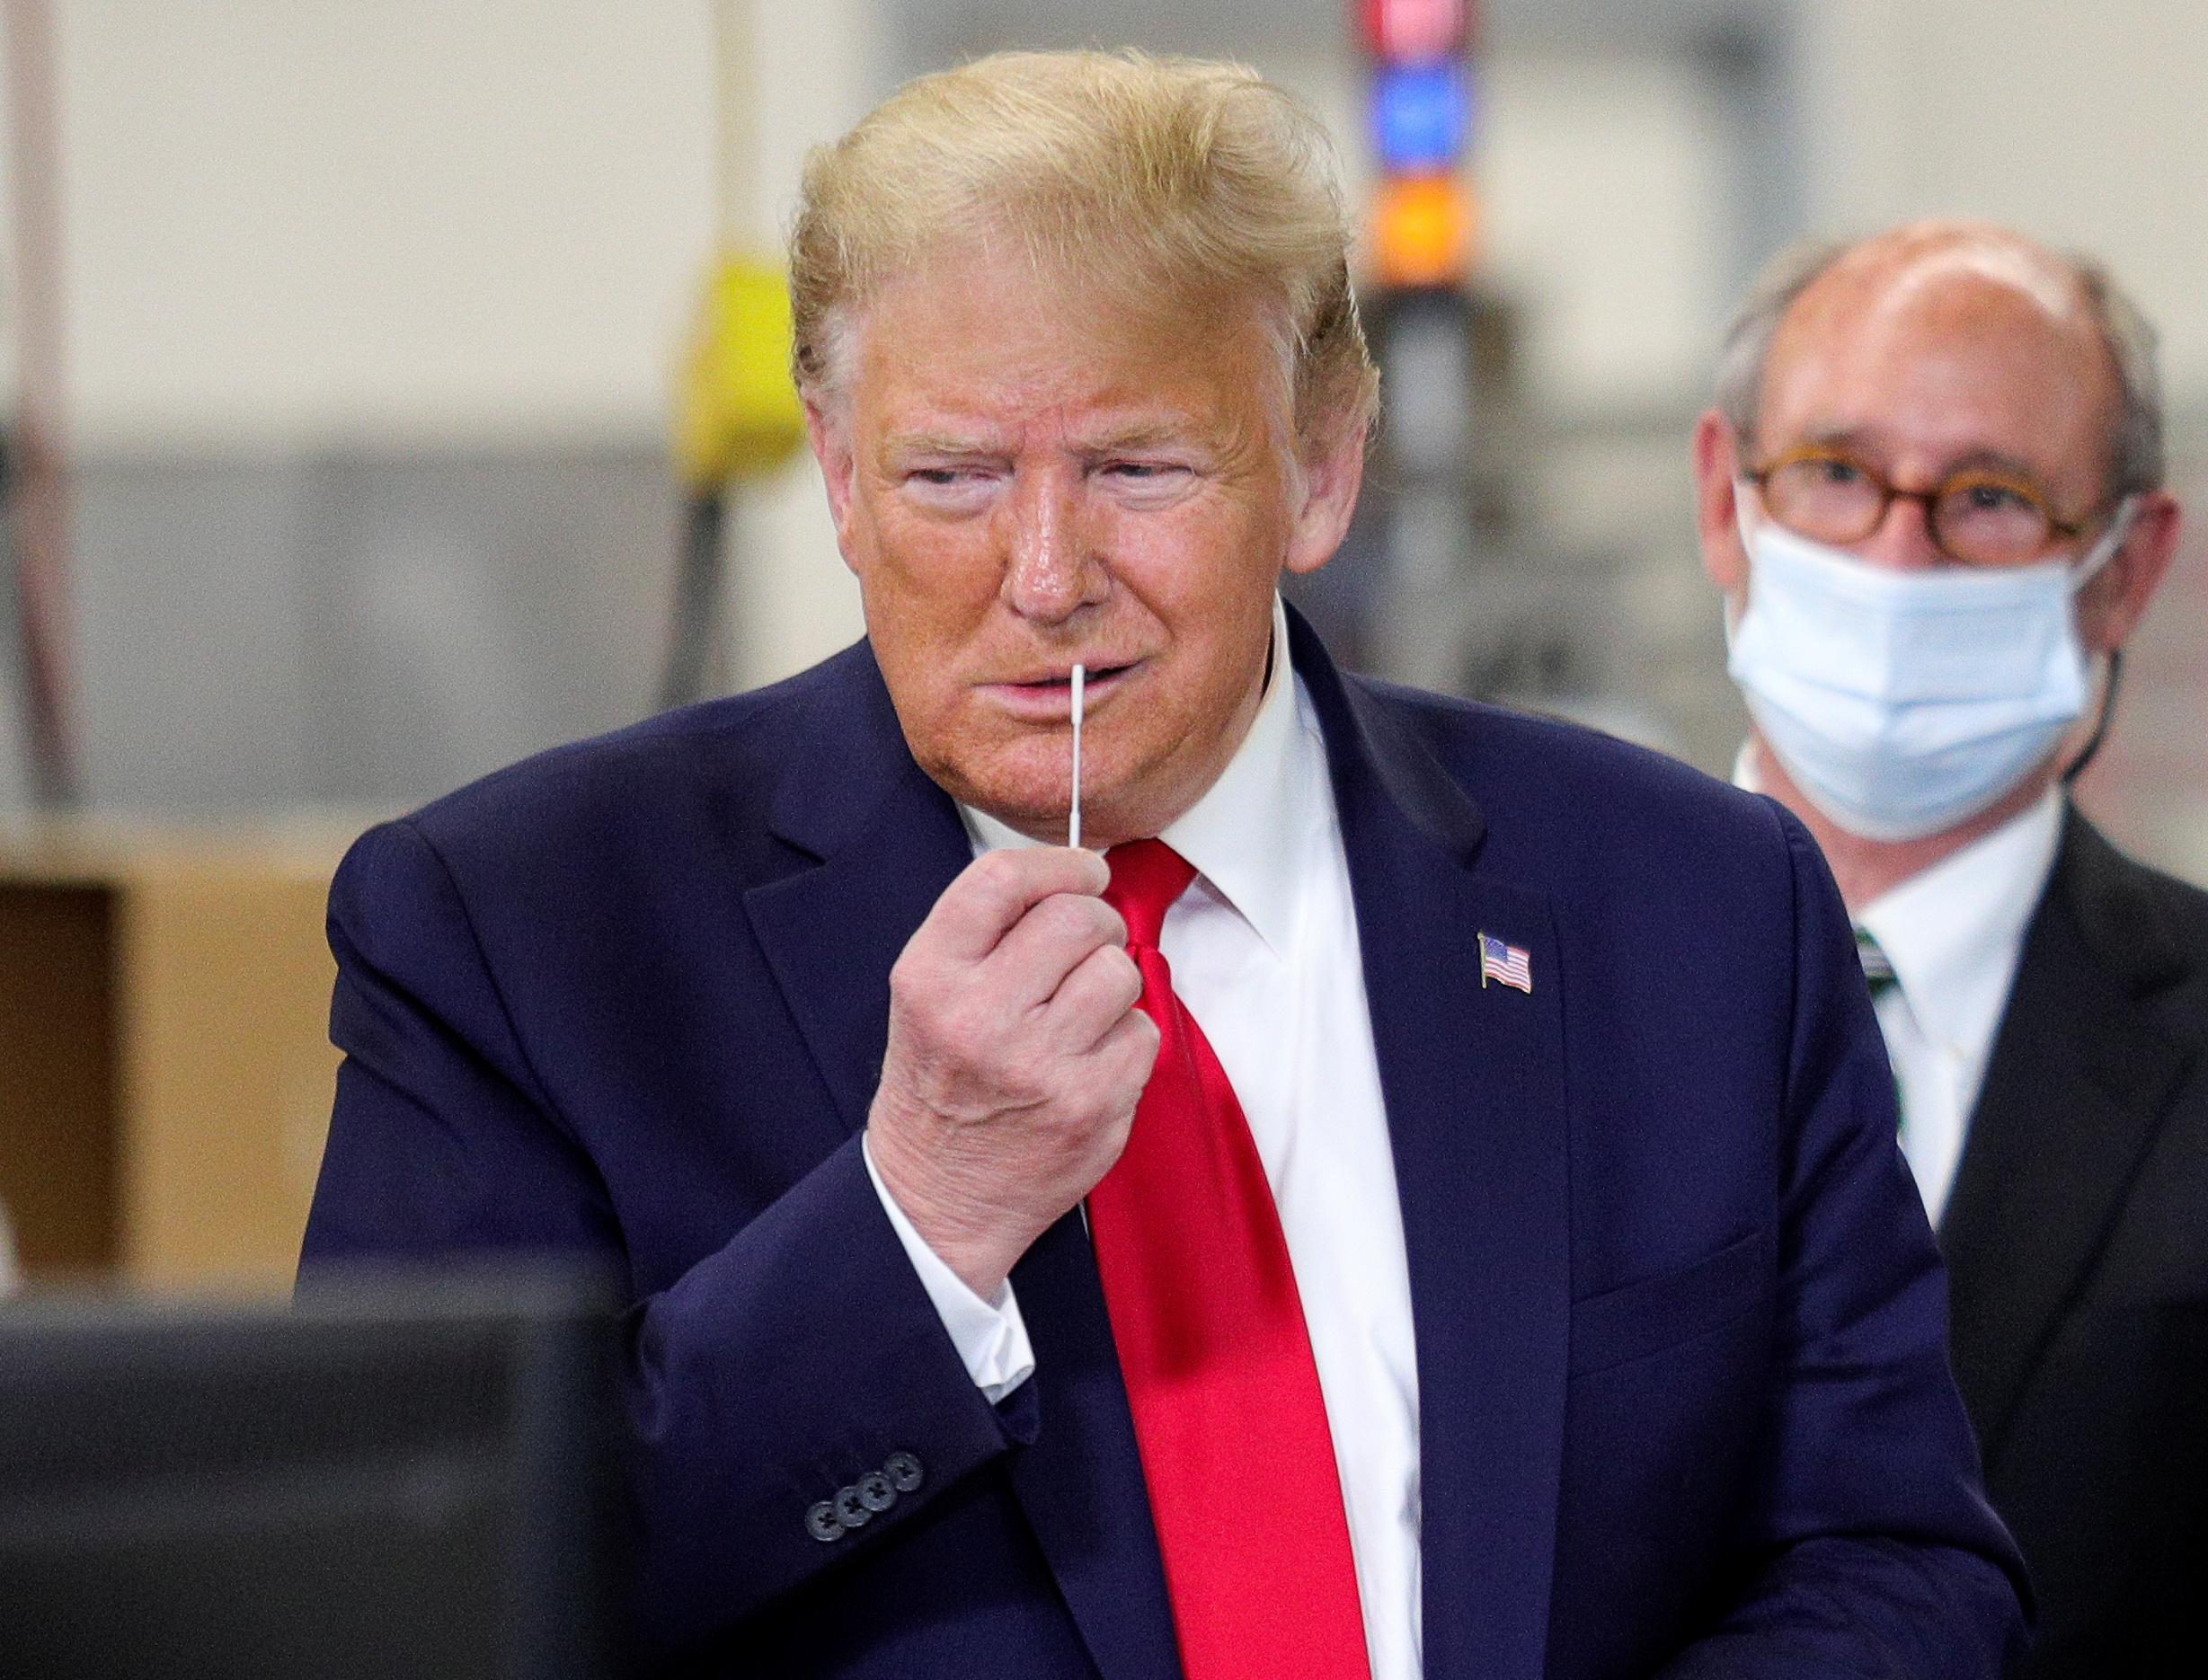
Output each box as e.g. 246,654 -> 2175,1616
980,659 -> 1142,718
1006,661 -> 1136,690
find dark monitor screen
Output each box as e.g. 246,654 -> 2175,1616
0,1269 -> 619,1680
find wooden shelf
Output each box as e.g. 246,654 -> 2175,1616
0,818 -> 368,1295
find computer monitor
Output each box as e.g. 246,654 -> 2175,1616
0,1268 -> 619,1680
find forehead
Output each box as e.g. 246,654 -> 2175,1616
839,244 -> 1286,442
1757,245 -> 2117,490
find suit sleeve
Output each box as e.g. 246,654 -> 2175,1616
298,819 -> 1024,1665
1658,806 -> 2030,1679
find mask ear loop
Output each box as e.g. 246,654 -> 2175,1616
2061,495 -> 2140,786
2060,644 -> 2121,787
2070,493 -> 2140,591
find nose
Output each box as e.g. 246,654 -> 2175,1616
1000,465 -> 1105,624
1856,489 -> 1947,571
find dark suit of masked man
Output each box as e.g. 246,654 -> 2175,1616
1697,217 -> 2206,1678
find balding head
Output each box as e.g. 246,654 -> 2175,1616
1715,220 -> 2163,500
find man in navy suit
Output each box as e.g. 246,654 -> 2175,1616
303,50 -> 2024,1679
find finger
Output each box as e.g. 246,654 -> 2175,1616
916,846 -> 1110,966
1089,1007 -> 1163,1105
987,889 -> 1127,1002
1041,941 -> 1146,1053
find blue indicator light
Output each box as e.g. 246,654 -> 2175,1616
1373,62 -> 1469,173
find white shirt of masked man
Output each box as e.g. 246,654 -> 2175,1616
1737,744 -> 2063,1225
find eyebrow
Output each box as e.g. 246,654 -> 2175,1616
882,431 -> 1009,457
878,420 -> 1206,462
1076,422 -> 1195,454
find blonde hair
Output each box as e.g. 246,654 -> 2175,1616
790,49 -> 1377,445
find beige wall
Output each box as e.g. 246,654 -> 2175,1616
722,0 -> 879,689
1803,0 -> 2208,404
18,3 -> 2208,450
36,1 -> 715,451
0,2 -> 879,702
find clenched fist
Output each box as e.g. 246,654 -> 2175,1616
865,846 -> 1158,1298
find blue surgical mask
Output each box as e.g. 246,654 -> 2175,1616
1725,494 -> 2134,842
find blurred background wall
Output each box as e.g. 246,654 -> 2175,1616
0,0 -> 2201,880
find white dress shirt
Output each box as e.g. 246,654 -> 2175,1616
1855,788 -> 2064,1225
866,595 -> 1424,1680
1731,747 -> 2065,1225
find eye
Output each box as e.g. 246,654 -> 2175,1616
1095,458 -> 1197,505
900,460 -> 1000,488
897,461 -> 1002,513
1810,455 -> 1862,485
1959,482 -> 2032,514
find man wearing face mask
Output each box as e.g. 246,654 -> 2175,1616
1697,219 -> 2208,1680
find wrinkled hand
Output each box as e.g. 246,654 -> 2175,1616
865,846 -> 1157,1299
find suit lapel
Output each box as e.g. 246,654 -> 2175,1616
1940,811 -> 2192,1462
1297,615 -> 1572,1680
737,648 -> 1179,1680
741,771 -> 972,1136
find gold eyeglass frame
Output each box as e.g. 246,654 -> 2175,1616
1742,446 -> 2108,566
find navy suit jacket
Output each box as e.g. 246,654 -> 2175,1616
302,610 -> 2026,1677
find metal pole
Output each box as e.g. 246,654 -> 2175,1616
4,0 -> 79,805
658,489 -> 731,712
655,1 -> 758,712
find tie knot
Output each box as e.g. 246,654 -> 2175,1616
1104,839 -> 1197,949
1854,925 -> 1899,998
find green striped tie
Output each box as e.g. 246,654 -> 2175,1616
1853,926 -> 1904,1137
1855,925 -> 1899,1001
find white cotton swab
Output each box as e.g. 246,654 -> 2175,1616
1069,663 -> 1085,851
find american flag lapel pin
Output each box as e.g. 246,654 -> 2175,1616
1479,932 -> 1533,994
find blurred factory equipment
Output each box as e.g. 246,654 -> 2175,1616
0,1270 -> 618,1680
661,1 -> 807,711
1298,0 -> 1643,738
3,0 -> 79,806
664,256 -> 804,708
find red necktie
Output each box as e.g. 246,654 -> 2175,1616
1088,839 -> 1372,1680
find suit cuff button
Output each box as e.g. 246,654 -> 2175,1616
833,1484 -> 873,1529
884,1451 -> 924,1493
805,1500 -> 845,1543
856,1472 -> 897,1514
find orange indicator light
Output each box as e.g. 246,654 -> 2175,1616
1372,173 -> 1474,288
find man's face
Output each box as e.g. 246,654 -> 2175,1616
1695,243 -> 2174,655
808,246 -> 1361,846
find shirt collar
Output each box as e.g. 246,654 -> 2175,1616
962,593 -> 1312,954
1855,786 -> 2065,1052
1731,738 -> 1763,795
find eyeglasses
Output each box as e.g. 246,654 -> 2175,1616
1742,447 -> 2108,568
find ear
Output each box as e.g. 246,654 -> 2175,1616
804,395 -> 861,572
1282,412 -> 1369,577
1693,409 -> 1751,598
2077,488 -> 2181,654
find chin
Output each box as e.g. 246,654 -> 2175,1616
919,741 -> 1069,836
